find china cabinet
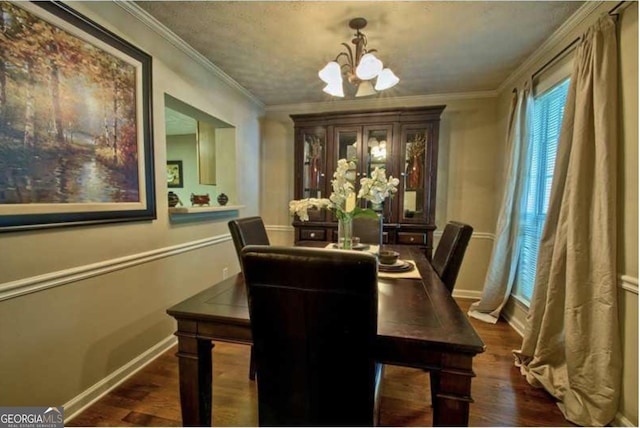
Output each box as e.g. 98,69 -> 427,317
291,106 -> 445,256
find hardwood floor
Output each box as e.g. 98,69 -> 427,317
67,299 -> 573,427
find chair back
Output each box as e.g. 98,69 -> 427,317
228,216 -> 270,272
352,215 -> 383,246
241,245 -> 379,426
431,221 -> 473,293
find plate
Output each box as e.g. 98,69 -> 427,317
332,243 -> 370,251
378,259 -> 414,273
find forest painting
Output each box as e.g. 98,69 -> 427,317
0,1 -> 155,231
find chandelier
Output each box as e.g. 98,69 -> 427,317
318,17 -> 399,98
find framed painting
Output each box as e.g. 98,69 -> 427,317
0,1 -> 155,232
167,160 -> 183,188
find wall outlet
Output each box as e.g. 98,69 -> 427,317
222,267 -> 229,279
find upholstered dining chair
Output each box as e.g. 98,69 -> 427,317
352,214 -> 384,246
428,221 -> 473,406
228,216 -> 270,272
431,221 -> 474,294
228,216 -> 270,381
241,245 -> 384,426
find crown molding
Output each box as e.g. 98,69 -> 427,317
114,1 -> 265,109
264,90 -> 498,113
497,1 -> 603,94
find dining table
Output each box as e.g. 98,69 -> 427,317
167,243 -> 485,426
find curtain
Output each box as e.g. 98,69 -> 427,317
514,15 -> 621,426
468,86 -> 533,323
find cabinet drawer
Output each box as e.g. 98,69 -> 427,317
300,229 -> 326,241
397,232 -> 426,245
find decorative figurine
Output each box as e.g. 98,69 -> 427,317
190,193 -> 210,206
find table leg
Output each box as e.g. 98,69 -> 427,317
432,353 -> 475,426
176,333 -> 214,426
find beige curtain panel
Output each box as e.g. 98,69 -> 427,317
468,86 -> 533,323
514,15 -> 621,426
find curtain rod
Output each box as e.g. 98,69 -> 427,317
532,37 -> 580,80
608,1 -> 629,16
532,1 -> 630,81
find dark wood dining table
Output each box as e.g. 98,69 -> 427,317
167,244 -> 485,426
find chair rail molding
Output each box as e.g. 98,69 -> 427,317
434,231 -> 495,241
265,224 -> 295,232
620,274 -> 639,294
0,235 -> 231,302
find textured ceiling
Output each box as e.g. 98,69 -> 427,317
137,1 -> 584,106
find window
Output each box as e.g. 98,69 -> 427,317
514,78 -> 571,303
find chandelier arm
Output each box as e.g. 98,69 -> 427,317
354,33 -> 365,65
340,42 -> 355,68
335,51 -> 351,65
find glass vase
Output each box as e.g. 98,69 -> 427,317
337,215 -> 353,250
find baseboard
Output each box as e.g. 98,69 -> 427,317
63,335 -> 177,422
613,411 -> 634,427
611,412 -> 638,427
501,297 -> 528,337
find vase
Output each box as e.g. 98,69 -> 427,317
337,215 -> 353,250
168,191 -> 181,207
217,193 -> 229,206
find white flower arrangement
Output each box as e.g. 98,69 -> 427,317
289,159 -> 399,222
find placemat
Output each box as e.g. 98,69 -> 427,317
378,260 -> 422,280
324,243 -> 380,255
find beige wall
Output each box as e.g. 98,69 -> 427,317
616,3 -> 638,425
0,1 -> 262,412
261,95 -> 501,296
497,3 -> 638,425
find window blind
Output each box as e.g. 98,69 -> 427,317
515,78 -> 570,303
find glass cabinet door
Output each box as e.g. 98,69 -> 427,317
334,127 -> 361,213
400,126 -> 429,223
363,125 -> 393,220
302,129 -> 326,199
300,128 -> 327,222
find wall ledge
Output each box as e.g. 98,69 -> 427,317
169,205 -> 244,214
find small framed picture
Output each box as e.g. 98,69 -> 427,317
167,160 -> 184,188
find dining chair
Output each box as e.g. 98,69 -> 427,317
428,221 -> 473,406
241,245 -> 384,426
431,221 -> 474,294
228,216 -> 270,381
352,214 -> 383,246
